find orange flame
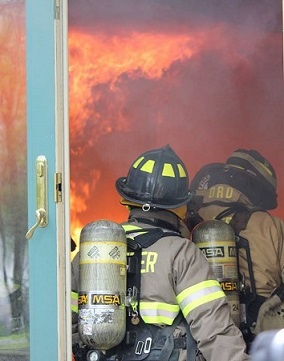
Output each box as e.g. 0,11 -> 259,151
69,23 -> 284,245
69,29 -> 202,242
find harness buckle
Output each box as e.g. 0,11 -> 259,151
143,337 -> 152,354
174,336 -> 187,349
135,341 -> 144,355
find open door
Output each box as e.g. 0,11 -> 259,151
26,1 -> 71,360
0,1 -> 71,360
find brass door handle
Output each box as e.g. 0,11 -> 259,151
26,208 -> 47,240
26,156 -> 48,240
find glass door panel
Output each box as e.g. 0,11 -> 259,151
0,1 -> 29,360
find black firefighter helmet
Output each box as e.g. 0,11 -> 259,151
116,145 -> 192,209
190,149 -> 277,210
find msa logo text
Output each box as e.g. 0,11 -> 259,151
91,294 -> 121,306
228,246 -> 237,257
78,293 -> 121,306
200,247 -> 224,258
220,282 -> 238,291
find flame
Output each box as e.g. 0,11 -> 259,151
68,13 -> 284,243
69,29 -> 202,240
68,30 -> 201,140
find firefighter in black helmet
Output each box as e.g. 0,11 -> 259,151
115,145 -> 249,361
116,144 -> 191,209
188,149 -> 284,335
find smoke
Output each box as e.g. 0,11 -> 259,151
68,0 -> 283,235
69,0 -> 280,35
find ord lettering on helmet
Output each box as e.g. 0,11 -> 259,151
209,186 -> 234,199
141,251 -> 158,273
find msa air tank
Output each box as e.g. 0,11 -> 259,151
192,219 -> 240,327
78,220 -> 127,350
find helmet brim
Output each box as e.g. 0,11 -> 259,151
116,176 -> 192,209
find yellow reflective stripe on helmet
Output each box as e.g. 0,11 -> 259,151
230,151 -> 276,188
139,301 -> 180,325
177,164 -> 187,178
71,291 -> 78,313
256,160 -> 273,177
176,280 -> 225,318
140,160 -> 155,173
162,163 -> 175,177
133,156 -> 144,168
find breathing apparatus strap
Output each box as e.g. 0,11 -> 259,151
122,227 -> 196,361
183,319 -> 197,361
133,218 -> 181,234
148,313 -> 196,361
126,227 -> 177,249
126,227 -> 182,316
215,205 -> 263,308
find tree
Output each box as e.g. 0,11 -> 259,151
0,0 -> 27,335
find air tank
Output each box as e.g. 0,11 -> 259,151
192,220 -> 240,327
78,220 -> 127,350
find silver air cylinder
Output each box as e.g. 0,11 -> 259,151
192,220 -> 240,327
78,220 -> 127,350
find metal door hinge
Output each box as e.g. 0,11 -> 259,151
54,172 -> 63,203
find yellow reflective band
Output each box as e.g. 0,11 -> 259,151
71,291 -> 78,313
162,163 -> 175,177
177,280 -> 226,318
177,164 -> 187,178
139,301 -> 180,325
133,156 -> 144,168
141,315 -> 174,325
122,225 -> 147,241
140,160 -> 155,173
229,164 -> 244,171
182,290 -> 225,317
122,224 -> 143,232
256,160 -> 273,176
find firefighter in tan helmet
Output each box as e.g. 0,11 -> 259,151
187,149 -> 284,337
113,145 -> 249,361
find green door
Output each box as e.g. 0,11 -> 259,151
26,1 -> 71,360
0,1 -> 71,360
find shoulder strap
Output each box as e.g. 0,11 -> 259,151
123,228 -> 196,361
215,205 -> 264,309
126,227 -> 180,250
215,204 -> 265,234
126,227 -> 181,311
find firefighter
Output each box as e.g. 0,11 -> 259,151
112,145 -> 249,361
187,149 -> 284,333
